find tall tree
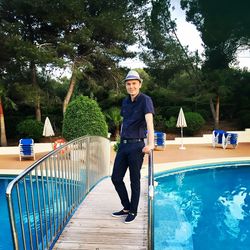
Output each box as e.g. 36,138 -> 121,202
142,0 -> 199,87
56,0 -> 150,114
0,81 -> 17,146
0,0 -> 61,121
181,0 -> 250,128
0,96 -> 7,146
181,0 -> 250,69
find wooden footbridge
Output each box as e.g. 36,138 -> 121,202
53,177 -> 148,250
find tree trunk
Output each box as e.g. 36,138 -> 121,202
31,62 -> 41,121
210,97 -> 216,121
63,62 -> 77,114
215,95 -> 220,129
114,126 -> 120,140
36,100 -> 41,122
0,97 -> 7,146
210,95 -> 220,129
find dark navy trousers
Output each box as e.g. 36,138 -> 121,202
111,141 -> 145,214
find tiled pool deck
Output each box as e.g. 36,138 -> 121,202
0,142 -> 250,174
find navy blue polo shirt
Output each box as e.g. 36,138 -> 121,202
120,93 -> 154,139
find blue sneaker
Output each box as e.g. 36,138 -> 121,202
112,209 -> 129,217
124,212 -> 137,224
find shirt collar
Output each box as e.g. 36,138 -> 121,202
128,93 -> 141,103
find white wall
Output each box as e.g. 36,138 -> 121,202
167,128 -> 250,145
0,143 -> 52,155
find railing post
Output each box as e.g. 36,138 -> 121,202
85,137 -> 90,192
6,193 -> 19,250
148,150 -> 154,250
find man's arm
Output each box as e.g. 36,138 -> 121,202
142,113 -> 154,154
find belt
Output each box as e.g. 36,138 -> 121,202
120,138 -> 144,144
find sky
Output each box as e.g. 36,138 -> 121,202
120,0 -> 250,70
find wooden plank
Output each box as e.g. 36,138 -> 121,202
54,242 -> 147,250
53,177 -> 148,250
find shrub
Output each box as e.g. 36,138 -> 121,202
113,137 -> 120,152
17,119 -> 43,141
185,112 -> 205,135
165,116 -> 177,129
154,114 -> 167,132
62,95 -> 108,141
165,116 -> 178,133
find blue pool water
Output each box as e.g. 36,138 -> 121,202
0,176 -> 15,250
154,162 -> 250,250
0,176 -> 52,250
0,176 -> 76,250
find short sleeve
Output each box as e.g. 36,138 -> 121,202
120,99 -> 126,117
144,96 -> 155,115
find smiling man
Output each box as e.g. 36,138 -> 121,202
111,70 -> 155,223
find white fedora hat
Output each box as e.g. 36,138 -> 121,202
124,70 -> 143,83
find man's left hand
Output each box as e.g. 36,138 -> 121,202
142,145 -> 154,154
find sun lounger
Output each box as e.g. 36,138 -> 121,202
212,130 -> 238,149
19,138 -> 35,161
212,130 -> 226,148
224,132 -> 238,149
154,131 -> 166,150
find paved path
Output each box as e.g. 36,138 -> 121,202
1,143 -> 250,173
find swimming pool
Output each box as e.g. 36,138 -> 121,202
1,175 -> 78,250
0,176 -> 15,250
154,161 -> 250,250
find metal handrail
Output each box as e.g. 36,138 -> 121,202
6,136 -> 110,250
148,150 -> 154,250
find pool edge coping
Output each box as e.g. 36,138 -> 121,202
1,157 -> 250,176
141,157 -> 250,177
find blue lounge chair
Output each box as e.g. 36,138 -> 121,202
224,132 -> 238,149
19,138 -> 35,161
212,130 -> 226,148
212,130 -> 238,149
154,131 -> 166,150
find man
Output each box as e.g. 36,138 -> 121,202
111,70 -> 155,223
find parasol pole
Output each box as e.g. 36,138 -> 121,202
176,107 -> 187,150
179,126 -> 186,150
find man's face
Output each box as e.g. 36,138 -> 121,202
125,79 -> 142,97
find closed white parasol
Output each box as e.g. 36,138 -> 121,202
176,107 -> 187,150
43,117 -> 55,137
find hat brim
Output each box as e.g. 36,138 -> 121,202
124,76 -> 142,82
